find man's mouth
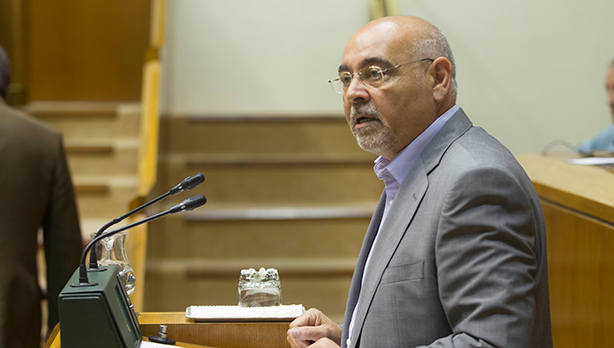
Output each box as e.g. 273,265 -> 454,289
350,103 -> 382,130
354,115 -> 378,128
356,116 -> 370,124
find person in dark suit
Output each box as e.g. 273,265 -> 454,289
0,45 -> 82,348
287,16 -> 552,347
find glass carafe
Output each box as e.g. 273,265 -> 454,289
94,232 -> 137,295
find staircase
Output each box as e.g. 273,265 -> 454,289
144,114 -> 383,323
26,101 -> 141,247
29,106 -> 384,323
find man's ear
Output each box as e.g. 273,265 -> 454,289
430,57 -> 453,103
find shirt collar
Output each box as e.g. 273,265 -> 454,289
374,104 -> 459,196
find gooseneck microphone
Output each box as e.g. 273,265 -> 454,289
76,195 -> 207,286
169,173 -> 205,194
88,173 -> 205,269
58,189 -> 206,348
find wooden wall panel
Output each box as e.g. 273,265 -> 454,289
0,2 -> 12,56
26,0 -> 150,101
542,201 -> 614,348
1,0 -> 27,104
517,154 -> 614,347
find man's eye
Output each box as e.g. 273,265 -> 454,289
340,73 -> 353,85
365,67 -> 383,80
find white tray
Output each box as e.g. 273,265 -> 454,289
185,304 -> 305,322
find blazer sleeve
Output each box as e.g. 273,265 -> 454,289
420,165 -> 544,348
42,135 -> 83,329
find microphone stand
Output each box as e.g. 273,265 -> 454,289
58,192 -> 206,348
76,195 -> 207,286
88,173 -> 204,269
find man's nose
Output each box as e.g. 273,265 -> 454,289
344,75 -> 370,103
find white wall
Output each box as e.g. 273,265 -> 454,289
161,0 -> 614,154
161,0 -> 364,115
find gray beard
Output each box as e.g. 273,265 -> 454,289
350,104 -> 398,158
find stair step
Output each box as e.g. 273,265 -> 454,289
147,257 -> 356,279
146,204 -> 372,260
157,157 -> 381,206
74,176 -> 139,219
65,144 -> 114,155
184,204 -> 375,221
183,153 -> 375,166
22,101 -> 121,118
23,101 -> 140,139
75,182 -> 109,194
65,138 -> 139,176
80,218 -> 110,241
80,218 -> 134,241
159,114 -> 365,155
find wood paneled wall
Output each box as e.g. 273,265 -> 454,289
541,201 -> 613,347
0,2 -> 13,56
517,154 -> 614,348
5,0 -> 151,103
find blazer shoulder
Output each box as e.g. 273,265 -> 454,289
0,104 -> 62,143
420,109 -> 524,180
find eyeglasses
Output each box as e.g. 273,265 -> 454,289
328,58 -> 434,94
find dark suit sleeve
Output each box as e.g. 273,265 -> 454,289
421,165 -> 545,348
42,135 -> 82,330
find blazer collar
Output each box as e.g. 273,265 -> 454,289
418,107 -> 473,175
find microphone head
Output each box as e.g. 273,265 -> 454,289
170,173 -> 205,195
170,195 -> 207,214
181,173 -> 205,191
184,194 -> 207,211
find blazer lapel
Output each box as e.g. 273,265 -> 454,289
342,192 -> 386,345
349,159 -> 429,347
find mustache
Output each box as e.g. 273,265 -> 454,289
350,103 -> 382,124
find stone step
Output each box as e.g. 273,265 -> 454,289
73,176 -> 139,219
157,155 -> 382,206
23,101 -> 140,139
65,138 -> 139,176
79,217 -> 134,243
146,204 -> 373,260
159,115 -> 367,156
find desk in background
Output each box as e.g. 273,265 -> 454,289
517,154 -> 614,348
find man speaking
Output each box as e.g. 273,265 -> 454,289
287,16 -> 552,348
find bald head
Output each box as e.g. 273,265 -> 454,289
347,16 -> 457,99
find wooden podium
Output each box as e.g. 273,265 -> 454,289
139,312 -> 291,348
45,312 -> 291,348
517,154 -> 614,348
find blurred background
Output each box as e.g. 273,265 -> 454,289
1,0 -> 613,336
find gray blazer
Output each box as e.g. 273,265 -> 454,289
342,108 -> 552,347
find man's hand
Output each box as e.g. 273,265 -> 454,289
286,308 -> 342,348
